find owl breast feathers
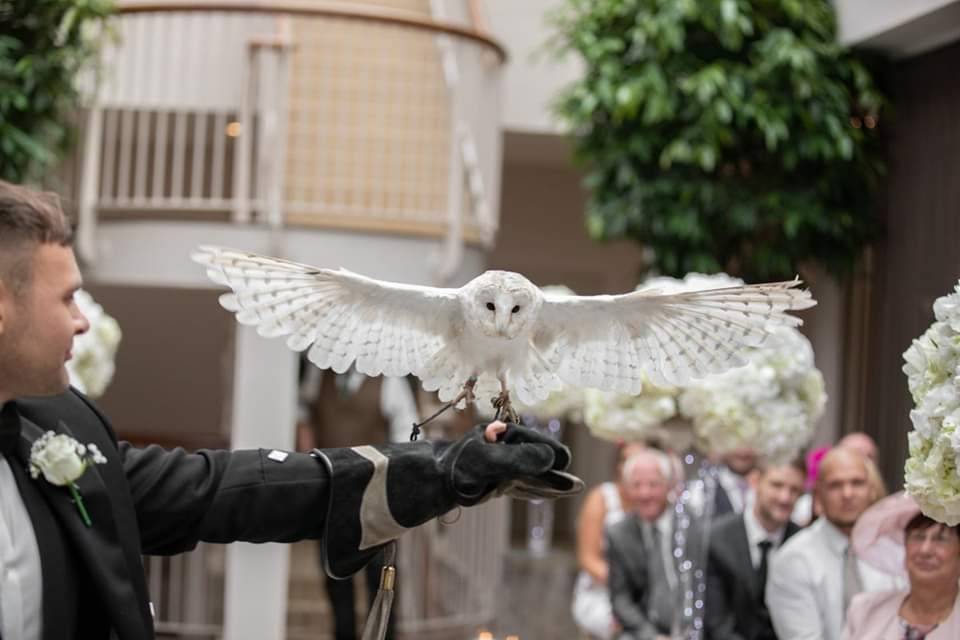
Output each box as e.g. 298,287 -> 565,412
192,246 -> 816,407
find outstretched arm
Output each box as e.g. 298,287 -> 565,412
123,422 -> 582,575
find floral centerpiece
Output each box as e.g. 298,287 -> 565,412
67,290 -> 122,398
582,383 -> 679,443
903,280 -> 960,525
678,323 -> 826,462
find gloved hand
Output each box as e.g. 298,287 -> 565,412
314,422 -> 583,578
439,422 -> 582,505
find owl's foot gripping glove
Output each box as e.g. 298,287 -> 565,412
312,422 -> 583,579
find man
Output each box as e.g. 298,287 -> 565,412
838,431 -> 878,463
0,180 -> 581,639
765,447 -> 899,640
607,448 -> 677,640
705,458 -> 806,640
714,447 -> 758,516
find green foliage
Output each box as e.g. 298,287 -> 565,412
0,0 -> 114,183
552,0 -> 886,281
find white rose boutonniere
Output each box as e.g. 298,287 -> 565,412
29,430 -> 107,527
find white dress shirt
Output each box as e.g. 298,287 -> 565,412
742,506 -> 786,569
766,517 -> 902,640
0,455 -> 43,640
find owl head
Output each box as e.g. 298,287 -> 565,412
462,271 -> 543,340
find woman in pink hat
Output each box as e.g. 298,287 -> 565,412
842,492 -> 960,639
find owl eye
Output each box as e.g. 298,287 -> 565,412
511,305 -> 521,314
486,302 -> 495,311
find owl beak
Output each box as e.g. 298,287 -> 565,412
495,314 -> 508,335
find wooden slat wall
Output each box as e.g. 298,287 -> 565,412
857,39 -> 960,488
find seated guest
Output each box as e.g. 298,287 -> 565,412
766,447 -> 899,640
715,447 -> 759,516
705,457 -> 806,640
842,492 -> 960,639
572,441 -> 648,639
792,445 -> 829,526
607,448 -> 677,640
838,432 -> 879,464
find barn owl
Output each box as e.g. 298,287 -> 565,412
193,246 -> 816,421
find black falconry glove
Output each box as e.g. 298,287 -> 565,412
313,422 -> 583,579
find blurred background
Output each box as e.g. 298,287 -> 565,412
4,0 -> 960,637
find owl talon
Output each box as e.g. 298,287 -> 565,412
492,390 -> 519,424
458,376 -> 478,407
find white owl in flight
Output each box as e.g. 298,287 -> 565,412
193,246 -> 816,420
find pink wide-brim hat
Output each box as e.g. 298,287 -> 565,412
851,491 -> 922,578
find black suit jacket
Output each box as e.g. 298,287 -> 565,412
11,389 -> 334,639
704,512 -> 800,640
714,483 -> 734,517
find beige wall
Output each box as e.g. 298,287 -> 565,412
486,0 -> 583,133
489,133 -> 644,294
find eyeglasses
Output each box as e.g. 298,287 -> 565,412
905,528 -> 959,547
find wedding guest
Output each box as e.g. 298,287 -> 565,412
766,447 -> 899,640
714,447 -> 759,516
839,431 -> 879,463
839,431 -> 888,506
843,492 -> 960,639
0,179 -> 581,639
705,457 -> 806,640
572,441 -> 648,639
607,448 -> 677,640
792,445 -> 829,526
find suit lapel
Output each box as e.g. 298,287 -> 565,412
18,415 -> 153,639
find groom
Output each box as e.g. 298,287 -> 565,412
0,179 -> 581,639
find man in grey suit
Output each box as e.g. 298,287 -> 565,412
705,457 -> 806,640
607,448 -> 677,640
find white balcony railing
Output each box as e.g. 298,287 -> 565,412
71,0 -> 506,283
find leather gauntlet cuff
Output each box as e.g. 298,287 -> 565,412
311,423 -> 582,579
312,442 -> 455,579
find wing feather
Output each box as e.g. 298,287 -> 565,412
535,280 -> 815,390
192,246 -> 460,379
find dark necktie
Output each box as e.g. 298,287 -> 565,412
757,539 -> 773,594
0,401 -> 22,459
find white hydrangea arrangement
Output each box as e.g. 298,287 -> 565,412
67,290 -> 122,398
582,383 -> 679,443
903,280 -> 960,525
678,325 -> 826,461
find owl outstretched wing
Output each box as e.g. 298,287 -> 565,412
192,246 -> 461,378
533,281 -> 816,393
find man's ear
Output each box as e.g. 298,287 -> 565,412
747,468 -> 761,490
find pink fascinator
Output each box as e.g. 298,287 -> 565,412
804,446 -> 830,492
851,491 -> 922,578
